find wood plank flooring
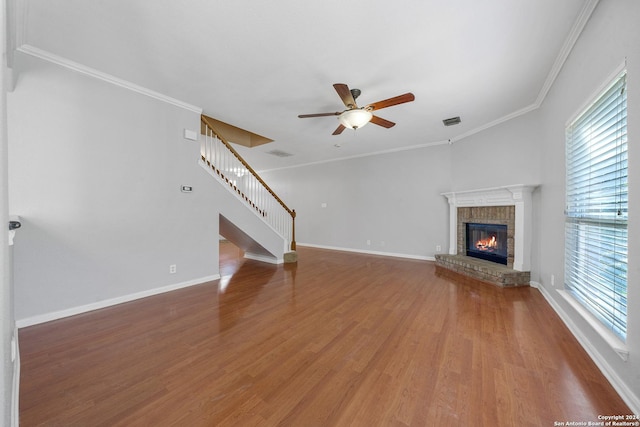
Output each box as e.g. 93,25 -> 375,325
19,243 -> 631,426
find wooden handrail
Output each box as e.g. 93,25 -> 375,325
201,116 -> 294,216
201,115 -> 296,251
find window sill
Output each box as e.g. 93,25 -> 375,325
557,290 -> 629,361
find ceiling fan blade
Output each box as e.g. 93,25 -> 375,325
333,83 -> 358,109
298,112 -> 341,118
370,115 -> 396,128
332,124 -> 346,135
366,93 -> 415,111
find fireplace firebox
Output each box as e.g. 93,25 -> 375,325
465,223 -> 508,265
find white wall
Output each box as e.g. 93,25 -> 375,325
1,0 -> 17,423
536,0 -> 640,411
262,143 -> 452,259
449,110 -> 542,191
8,54 -> 221,322
261,98 -> 543,262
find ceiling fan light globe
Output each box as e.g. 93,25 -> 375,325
338,109 -> 373,129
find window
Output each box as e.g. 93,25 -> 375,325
565,70 -> 627,342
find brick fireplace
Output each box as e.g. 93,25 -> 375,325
459,206 -> 514,267
435,185 -> 537,287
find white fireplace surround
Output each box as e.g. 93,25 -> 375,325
442,185 -> 538,272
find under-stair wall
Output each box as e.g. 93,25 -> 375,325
200,162 -> 287,263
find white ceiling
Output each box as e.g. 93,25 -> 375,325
18,0 -> 592,170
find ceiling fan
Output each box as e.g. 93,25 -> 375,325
298,83 -> 415,135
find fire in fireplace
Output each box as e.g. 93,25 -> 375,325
465,222 -> 508,265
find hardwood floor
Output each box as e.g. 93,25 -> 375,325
19,243 -> 631,426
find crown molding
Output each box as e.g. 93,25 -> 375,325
271,0 -> 601,165
5,0 -> 27,70
453,0 -> 599,145
257,139 -> 450,174
12,0 -> 600,161
450,103 -> 539,144
16,44 -> 203,114
534,0 -> 600,107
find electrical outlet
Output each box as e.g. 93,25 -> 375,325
169,264 -> 177,274
366,240 -> 371,246
551,274 -> 555,287
436,245 -> 442,252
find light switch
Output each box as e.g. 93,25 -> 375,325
184,129 -> 198,141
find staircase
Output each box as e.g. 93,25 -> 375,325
200,115 -> 296,264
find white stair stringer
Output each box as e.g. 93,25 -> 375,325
200,161 -> 287,264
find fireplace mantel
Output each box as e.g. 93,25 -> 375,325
441,185 -> 538,272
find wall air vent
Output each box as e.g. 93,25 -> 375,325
266,149 -> 293,158
442,116 -> 461,126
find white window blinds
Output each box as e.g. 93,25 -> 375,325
565,71 -> 627,341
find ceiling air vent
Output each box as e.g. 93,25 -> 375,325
266,149 -> 293,158
442,116 -> 461,126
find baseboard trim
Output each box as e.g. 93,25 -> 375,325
16,274 -> 220,328
535,282 -> 640,415
244,252 -> 282,264
298,243 -> 434,262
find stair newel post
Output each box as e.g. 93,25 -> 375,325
291,209 -> 296,251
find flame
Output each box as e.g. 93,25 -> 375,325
476,236 -> 497,251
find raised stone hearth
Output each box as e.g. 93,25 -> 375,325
435,254 -> 530,287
